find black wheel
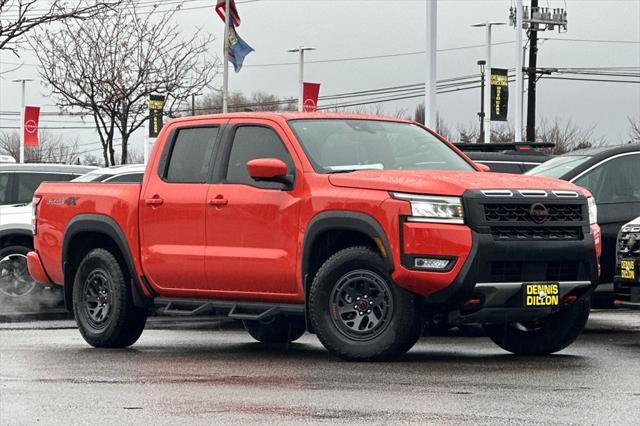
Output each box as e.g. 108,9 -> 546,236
0,245 -> 37,297
243,316 -> 306,344
484,298 -> 591,355
309,246 -> 423,361
73,248 -> 147,348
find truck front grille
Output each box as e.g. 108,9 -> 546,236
491,226 -> 582,241
484,204 -> 583,223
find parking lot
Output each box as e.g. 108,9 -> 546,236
1,310 -> 638,425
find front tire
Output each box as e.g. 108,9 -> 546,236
73,248 -> 147,348
243,316 -> 306,344
309,246 -> 423,361
484,298 -> 591,355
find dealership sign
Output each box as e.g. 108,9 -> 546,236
490,68 -> 509,121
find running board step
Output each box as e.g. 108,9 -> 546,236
154,297 -> 304,321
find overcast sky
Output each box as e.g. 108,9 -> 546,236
0,0 -> 639,160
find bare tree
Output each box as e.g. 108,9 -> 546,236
537,117 -> 606,154
0,130 -> 79,163
33,0 -> 218,165
0,0 -> 119,60
628,116 -> 640,144
196,91 -> 296,114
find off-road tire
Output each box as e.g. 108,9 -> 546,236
309,246 -> 423,361
484,298 -> 591,355
243,316 -> 306,344
73,248 -> 147,348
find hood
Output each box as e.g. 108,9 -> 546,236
328,170 -> 586,197
624,216 -> 640,227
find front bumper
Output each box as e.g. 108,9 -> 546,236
613,274 -> 640,310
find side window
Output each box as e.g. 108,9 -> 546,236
225,126 -> 294,188
165,127 -> 219,183
0,173 -> 12,204
16,173 -> 75,203
574,154 -> 640,203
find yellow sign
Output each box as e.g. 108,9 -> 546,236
621,260 -> 636,280
524,283 -> 559,307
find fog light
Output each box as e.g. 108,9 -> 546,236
414,258 -> 451,270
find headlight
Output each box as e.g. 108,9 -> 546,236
392,193 -> 464,224
588,197 -> 598,225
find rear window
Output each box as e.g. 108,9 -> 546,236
0,173 -> 10,204
164,127 -> 219,183
16,173 -> 75,203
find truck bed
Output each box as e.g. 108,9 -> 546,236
34,182 -> 142,285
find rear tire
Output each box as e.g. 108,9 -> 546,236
309,246 -> 423,361
0,245 -> 38,297
484,298 -> 591,355
73,248 -> 147,348
243,316 -> 306,344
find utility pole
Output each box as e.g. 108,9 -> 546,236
514,0 -> 524,142
192,93 -> 196,116
477,60 -> 486,142
472,22 -> 505,144
12,79 -> 33,163
287,47 -> 315,112
526,0 -> 539,142
424,0 -> 437,128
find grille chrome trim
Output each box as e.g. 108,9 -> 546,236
552,190 -> 580,198
482,190 -> 514,197
518,190 -> 548,198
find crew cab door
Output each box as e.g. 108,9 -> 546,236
204,120 -> 302,297
140,124 -> 223,293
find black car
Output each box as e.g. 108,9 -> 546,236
614,217 -> 640,309
527,144 -> 640,306
455,142 -> 553,174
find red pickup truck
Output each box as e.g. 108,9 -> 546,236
28,113 -> 601,361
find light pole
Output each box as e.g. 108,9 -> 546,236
477,60 -> 486,143
287,47 -> 315,112
472,22 -> 505,144
12,79 -> 33,163
514,0 -> 524,142
425,0 -> 437,128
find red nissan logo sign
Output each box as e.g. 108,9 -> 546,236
25,119 -> 38,134
529,203 -> 549,224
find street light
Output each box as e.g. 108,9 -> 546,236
477,60 -> 486,143
12,79 -> 34,163
472,22 -> 506,144
287,47 -> 316,112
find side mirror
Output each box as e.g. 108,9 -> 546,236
246,158 -> 292,186
475,163 -> 491,172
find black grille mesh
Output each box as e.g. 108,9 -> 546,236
484,204 -> 583,223
492,226 -> 582,241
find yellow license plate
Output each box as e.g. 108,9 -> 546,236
621,259 -> 636,281
523,283 -> 560,307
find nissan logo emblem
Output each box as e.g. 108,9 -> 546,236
529,203 -> 549,224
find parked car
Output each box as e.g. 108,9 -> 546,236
526,144 -> 640,307
29,113 -> 599,360
0,164 -> 143,298
1,164 -> 96,298
455,142 -> 553,174
614,216 -> 640,309
71,164 -> 145,183
0,155 -> 16,164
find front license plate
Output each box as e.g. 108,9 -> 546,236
620,259 -> 637,282
523,283 -> 560,307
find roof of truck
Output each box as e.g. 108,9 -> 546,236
171,111 -> 413,123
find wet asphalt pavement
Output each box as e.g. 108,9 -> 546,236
1,311 -> 639,425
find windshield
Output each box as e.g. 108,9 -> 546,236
71,171 -> 111,182
525,155 -> 591,178
288,119 -> 474,173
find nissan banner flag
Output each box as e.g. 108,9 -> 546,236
490,68 -> 509,121
302,82 -> 321,112
23,106 -> 40,146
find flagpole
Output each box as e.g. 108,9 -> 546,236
222,0 -> 230,113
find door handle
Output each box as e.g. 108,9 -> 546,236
208,197 -> 228,207
145,196 -> 164,206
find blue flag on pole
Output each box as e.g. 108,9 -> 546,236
227,22 -> 253,73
